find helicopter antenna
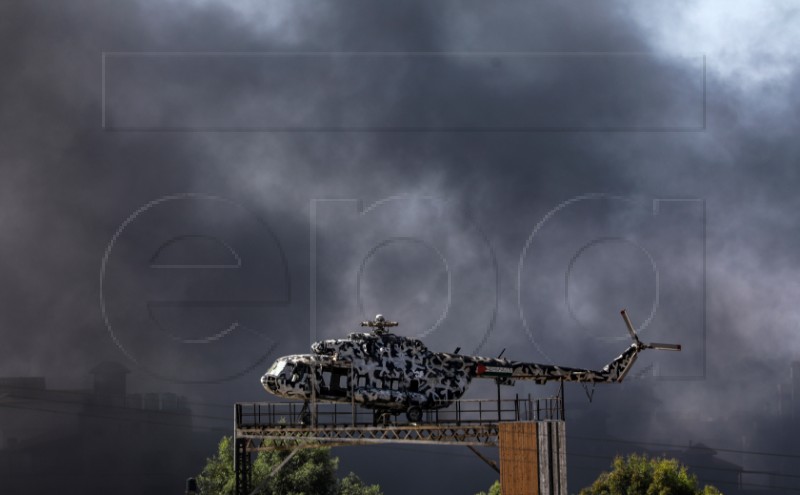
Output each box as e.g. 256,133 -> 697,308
580,381 -> 596,402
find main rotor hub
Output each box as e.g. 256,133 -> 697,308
361,314 -> 399,335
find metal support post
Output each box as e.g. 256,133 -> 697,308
234,437 -> 251,495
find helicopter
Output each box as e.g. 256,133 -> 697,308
260,311 -> 680,424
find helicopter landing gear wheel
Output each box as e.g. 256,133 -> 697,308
373,410 -> 392,426
406,406 -> 423,424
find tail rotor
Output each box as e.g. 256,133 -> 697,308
620,309 -> 681,352
616,309 -> 681,382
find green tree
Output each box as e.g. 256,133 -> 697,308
197,436 -> 382,495
475,480 -> 501,495
197,436 -> 236,495
338,473 -> 382,495
578,453 -> 722,495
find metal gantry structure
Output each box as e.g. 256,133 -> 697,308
233,394 -> 566,495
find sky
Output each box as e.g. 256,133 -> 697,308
1,0 -> 799,493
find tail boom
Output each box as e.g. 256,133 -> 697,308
467,310 -> 680,385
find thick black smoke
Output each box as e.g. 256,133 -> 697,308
1,0 -> 798,493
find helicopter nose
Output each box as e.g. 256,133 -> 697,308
261,374 -> 278,393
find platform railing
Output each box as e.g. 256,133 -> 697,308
423,395 -> 563,424
236,395 -> 562,429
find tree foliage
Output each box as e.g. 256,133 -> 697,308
338,472 -> 383,495
197,436 -> 236,495
475,480 -> 501,495
196,436 -> 382,495
579,454 -> 722,495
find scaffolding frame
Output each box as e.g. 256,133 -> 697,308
233,395 -> 564,494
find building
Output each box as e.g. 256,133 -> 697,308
0,363 -> 218,494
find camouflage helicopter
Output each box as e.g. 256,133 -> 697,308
261,312 -> 680,424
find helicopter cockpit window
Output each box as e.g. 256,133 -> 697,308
266,360 -> 287,377
290,363 -> 308,384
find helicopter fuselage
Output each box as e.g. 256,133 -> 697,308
261,332 -> 482,411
